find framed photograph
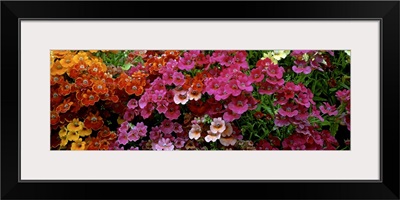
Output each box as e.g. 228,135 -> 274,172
2,1 -> 399,199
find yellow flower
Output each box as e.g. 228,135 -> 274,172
67,118 -> 84,132
77,127 -> 92,137
272,50 -> 290,61
117,116 -> 124,125
59,127 -> 68,137
51,60 -> 68,76
73,51 -> 89,64
67,130 -> 80,141
71,138 -> 86,150
60,135 -> 69,147
261,52 -> 278,64
59,53 -> 75,68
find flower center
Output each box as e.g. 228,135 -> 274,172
93,67 -> 98,72
237,101 -> 243,107
327,107 -> 331,111
57,65 -> 62,69
91,117 -> 97,122
214,84 -> 219,89
79,57 -> 84,61
53,93 -> 59,98
97,85 -> 102,89
64,104 -> 69,108
83,80 -> 88,85
66,59 -> 71,63
179,94 -> 187,99
80,65 -> 85,69
53,77 -> 59,82
89,95 -> 94,100
132,86 -> 137,90
51,114 -> 56,119
286,107 -> 292,112
232,84 -> 238,89
271,69 -> 275,73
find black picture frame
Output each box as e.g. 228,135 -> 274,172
1,1 -> 399,199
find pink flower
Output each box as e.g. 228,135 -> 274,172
174,137 -> 186,149
172,71 -> 185,86
127,128 -> 140,142
266,76 -> 285,86
127,99 -> 138,109
139,93 -> 150,109
259,81 -> 277,95
214,86 -> 231,101
205,130 -> 221,142
206,78 -> 223,96
117,131 -> 129,145
249,67 -> 264,83
266,64 -> 284,79
173,122 -> 183,133
292,60 -> 312,74
228,95 -> 249,114
118,121 -> 130,133
278,103 -> 299,117
140,103 -> 154,119
189,124 -> 202,140
223,108 -> 241,122
274,114 -> 291,127
233,51 -> 249,69
319,102 -> 338,116
151,77 -> 166,92
225,79 -> 242,96
295,106 -> 309,121
237,75 -> 253,92
210,117 -> 226,134
160,119 -> 174,134
174,91 -> 189,105
156,100 -> 169,114
134,122 -> 148,137
178,53 -> 195,71
123,108 -> 136,121
336,89 -> 350,102
149,126 -> 162,141
274,93 -> 288,105
311,105 -> 324,122
162,67 -> 175,85
154,138 -> 174,151
152,90 -> 166,103
295,92 -> 311,108
165,103 -> 180,120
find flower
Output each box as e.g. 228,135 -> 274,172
249,67 -> 264,83
165,103 -> 180,120
188,87 -> 202,101
141,103 -> 155,119
77,127 -> 92,137
266,64 -> 284,79
189,124 -> 202,140
228,95 -> 249,114
272,50 -> 291,61
174,91 -> 189,105
134,122 -> 148,137
51,60 -> 68,76
319,102 -> 338,116
79,90 -> 100,107
278,103 -> 299,117
160,119 -> 174,134
118,131 -> 129,145
221,122 -> 233,137
67,118 -> 84,132
50,111 -> 60,125
154,138 -> 174,151
205,130 -> 221,142
172,72 -> 185,86
219,136 -> 237,147
210,117 -> 226,134
67,130 -> 80,141
292,60 -> 312,74
83,112 -> 104,131
71,138 -> 86,150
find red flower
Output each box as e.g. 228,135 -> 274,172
84,112 -> 104,131
50,75 -> 64,86
56,98 -> 74,113
79,90 -> 100,106
92,80 -> 108,95
75,76 -> 93,89
50,110 -> 60,125
58,81 -> 72,96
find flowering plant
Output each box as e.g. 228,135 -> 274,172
50,50 -> 350,150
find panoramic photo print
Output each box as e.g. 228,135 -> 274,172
50,50 -> 351,150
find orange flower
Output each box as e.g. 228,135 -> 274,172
67,118 -> 84,132
59,53 -> 75,68
97,126 -> 111,139
187,100 -> 207,116
116,73 -> 131,90
99,139 -> 110,150
80,90 -> 100,106
92,80 -> 108,95
86,137 -> 101,150
51,110 -> 60,125
77,126 -> 92,137
50,75 -> 64,86
67,130 -> 80,141
75,76 -> 93,89
191,79 -> 204,92
58,81 -> 72,96
88,62 -> 105,77
163,50 -> 180,62
124,81 -> 143,96
84,112 -> 104,131
71,138 -> 86,150
51,50 -> 70,59
51,60 -> 68,76
73,51 -> 90,65
100,89 -> 119,103
51,88 -> 63,106
56,98 -> 74,113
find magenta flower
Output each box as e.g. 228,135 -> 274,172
172,71 -> 185,86
274,114 -> 291,127
292,60 -> 312,74
149,126 -> 162,141
134,122 -> 148,137
162,67 -> 175,85
237,75 -> 253,92
259,81 -> 277,95
165,103 -> 180,120
152,90 -> 166,103
228,96 -> 249,114
295,106 -> 309,121
174,137 -> 186,149
206,78 -> 222,96
266,64 -> 284,79
123,108 -> 136,121
127,128 -> 140,142
295,92 -> 311,108
274,93 -> 288,106
173,122 -> 183,133
266,77 -> 285,86
160,119 -> 174,134
127,99 -> 138,109
117,131 -> 129,145
151,77 -> 166,92
311,105 -> 324,122
278,103 -> 299,117
156,100 -> 169,114
249,67 -> 264,83
118,121 -> 130,133
178,54 -> 195,71
233,51 -> 249,69
319,102 -> 338,116
223,108 -> 241,122
154,138 -> 174,151
214,86 -> 231,101
336,89 -> 350,102
165,90 -> 175,103
139,93 -> 150,109
140,103 -> 155,119
225,80 -> 242,96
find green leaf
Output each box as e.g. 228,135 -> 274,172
313,96 -> 327,101
320,120 -> 331,126
121,63 -> 133,70
330,122 -> 339,136
339,82 -> 350,90
329,88 -> 337,92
